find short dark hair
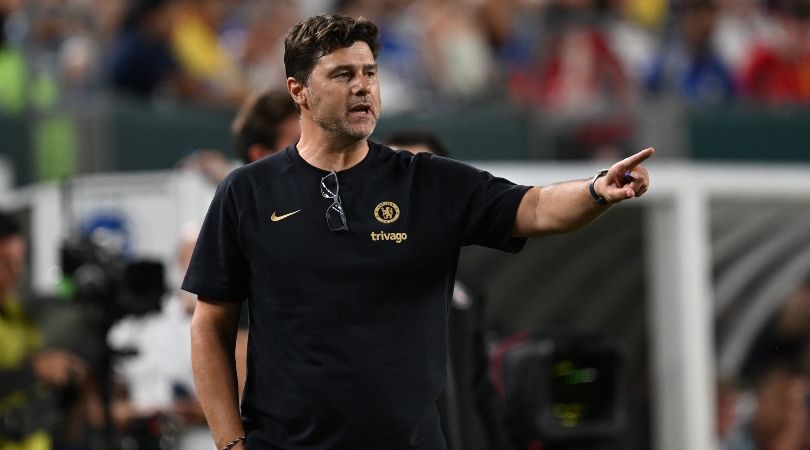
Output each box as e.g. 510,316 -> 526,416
0,210 -> 21,240
232,89 -> 299,164
386,131 -> 450,158
284,13 -> 381,84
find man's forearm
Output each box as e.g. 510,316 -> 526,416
517,180 -> 608,237
191,316 -> 245,449
514,149 -> 652,237
537,179 -> 609,233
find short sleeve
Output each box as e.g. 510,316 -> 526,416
423,155 -> 531,253
458,171 -> 531,252
181,175 -> 250,302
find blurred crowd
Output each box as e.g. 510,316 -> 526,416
0,0 -> 809,116
0,0 -> 807,165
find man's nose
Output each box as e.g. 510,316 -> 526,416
352,74 -> 370,95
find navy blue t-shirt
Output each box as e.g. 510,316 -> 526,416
182,141 -> 530,449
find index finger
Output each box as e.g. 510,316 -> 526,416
618,147 -> 655,169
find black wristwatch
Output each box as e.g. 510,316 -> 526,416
589,169 -> 610,205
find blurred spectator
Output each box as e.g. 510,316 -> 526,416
170,0 -> 246,105
479,0 -> 543,94
106,0 -> 199,99
107,224 -> 214,450
413,0 -> 498,101
644,0 -> 737,105
510,1 -> 632,108
713,0 -> 781,73
609,0 -> 667,85
235,1 -> 299,94
727,277 -> 810,450
0,210 -> 88,450
739,277 -> 810,385
231,88 -> 299,164
740,1 -> 810,104
724,363 -> 809,450
30,1 -> 104,96
91,0 -> 128,46
21,1 -> 97,182
511,1 -> 636,160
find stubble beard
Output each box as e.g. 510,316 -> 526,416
308,88 -> 377,143
317,115 -> 376,142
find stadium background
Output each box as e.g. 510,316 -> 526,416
1,0 -> 810,450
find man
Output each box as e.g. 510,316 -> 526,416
232,89 -> 300,165
0,211 -> 86,450
184,14 -> 651,450
387,130 -> 513,450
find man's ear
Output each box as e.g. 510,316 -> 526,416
287,77 -> 307,109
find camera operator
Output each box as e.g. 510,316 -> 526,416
0,210 -> 88,450
106,224 -> 213,450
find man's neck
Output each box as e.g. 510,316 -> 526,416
296,124 -> 370,172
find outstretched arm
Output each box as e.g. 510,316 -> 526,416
513,148 -> 653,237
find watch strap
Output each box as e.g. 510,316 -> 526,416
589,169 -> 610,205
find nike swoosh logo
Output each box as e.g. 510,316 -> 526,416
270,210 -> 301,222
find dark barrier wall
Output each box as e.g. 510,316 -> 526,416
372,102 -> 532,160
2,98 -> 810,187
109,96 -> 235,172
108,98 -> 533,170
689,106 -> 810,162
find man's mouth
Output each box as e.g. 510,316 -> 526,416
348,104 -> 372,116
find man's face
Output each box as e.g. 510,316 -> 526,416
303,41 -> 381,141
0,235 -> 25,298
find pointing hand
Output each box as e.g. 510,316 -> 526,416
593,147 -> 653,204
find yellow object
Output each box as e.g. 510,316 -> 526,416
171,12 -> 238,85
0,296 -> 42,368
625,0 -> 667,29
0,433 -> 51,450
0,296 -> 50,450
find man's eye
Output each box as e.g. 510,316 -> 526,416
335,73 -> 350,79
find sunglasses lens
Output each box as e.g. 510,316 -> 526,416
321,173 -> 338,198
326,203 -> 347,231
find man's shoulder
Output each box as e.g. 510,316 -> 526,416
242,149 -> 291,173
370,140 -> 400,160
224,150 -> 292,187
371,140 -> 452,169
